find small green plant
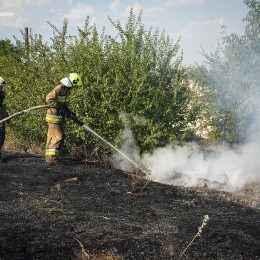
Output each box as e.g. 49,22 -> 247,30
52,183 -> 63,201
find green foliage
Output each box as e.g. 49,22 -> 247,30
1,10 -> 196,156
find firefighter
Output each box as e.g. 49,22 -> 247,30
45,73 -> 82,165
0,77 -> 9,160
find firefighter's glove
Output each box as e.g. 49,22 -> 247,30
61,104 -> 69,112
60,104 -> 70,117
69,112 -> 84,126
68,111 -> 76,119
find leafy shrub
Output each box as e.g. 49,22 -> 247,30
1,10 -> 196,157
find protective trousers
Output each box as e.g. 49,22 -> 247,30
45,123 -> 64,164
0,126 -> 5,159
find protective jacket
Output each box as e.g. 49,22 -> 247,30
45,84 -> 72,163
45,84 -> 71,124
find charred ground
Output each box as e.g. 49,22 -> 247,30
0,153 -> 259,260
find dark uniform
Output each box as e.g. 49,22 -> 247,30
0,77 -> 9,160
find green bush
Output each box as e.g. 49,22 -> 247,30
1,10 -> 197,157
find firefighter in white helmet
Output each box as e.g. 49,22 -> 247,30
0,77 -> 9,161
45,73 -> 82,165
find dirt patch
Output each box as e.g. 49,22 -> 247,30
0,153 -> 259,259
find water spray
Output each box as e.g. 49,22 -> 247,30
82,124 -> 139,168
60,110 -> 150,175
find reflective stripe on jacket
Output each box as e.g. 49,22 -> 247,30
45,84 -> 71,124
56,95 -> 71,103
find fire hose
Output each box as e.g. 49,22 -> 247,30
0,105 -> 48,123
0,105 -> 147,174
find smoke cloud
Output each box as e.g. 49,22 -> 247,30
114,117 -> 260,192
113,113 -> 140,172
142,141 -> 260,191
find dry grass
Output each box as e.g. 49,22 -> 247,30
123,160 -> 156,194
88,251 -> 123,260
181,181 -> 260,209
17,183 -> 64,212
75,244 -> 123,260
178,215 -> 209,259
229,182 -> 260,209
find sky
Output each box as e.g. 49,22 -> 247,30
0,0 -> 248,65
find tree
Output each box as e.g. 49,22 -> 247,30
198,0 -> 260,144
1,10 -> 196,157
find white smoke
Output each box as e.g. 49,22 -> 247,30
113,113 -> 140,172
114,121 -> 260,192
142,141 -> 260,191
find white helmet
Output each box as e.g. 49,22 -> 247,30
0,77 -> 6,87
60,77 -> 72,87
60,73 -> 82,88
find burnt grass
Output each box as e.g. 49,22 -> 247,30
0,153 -> 259,260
